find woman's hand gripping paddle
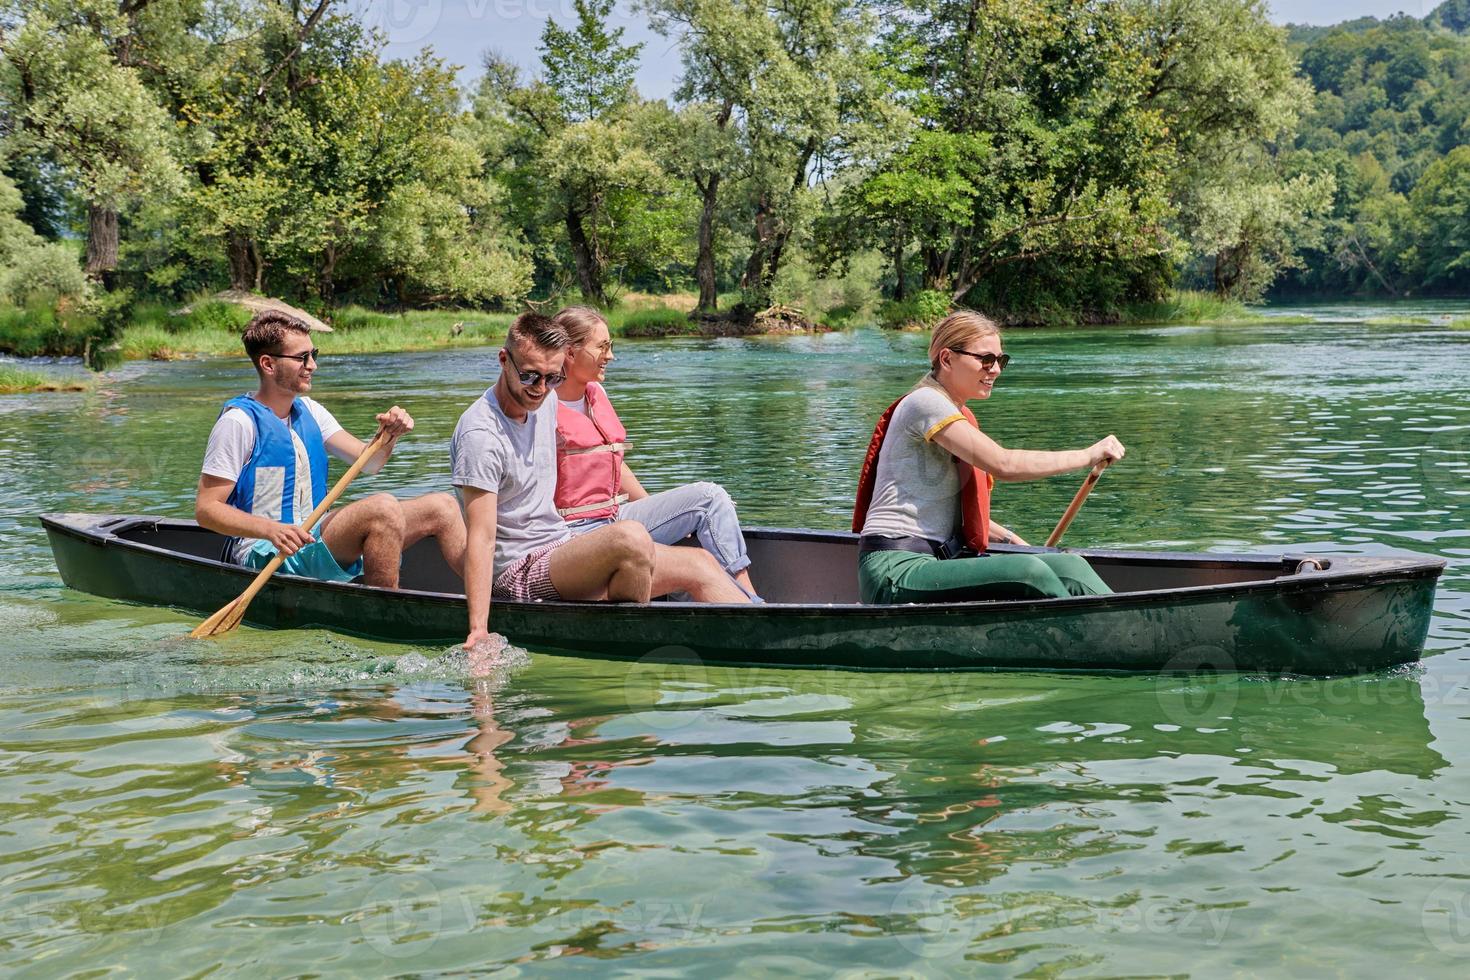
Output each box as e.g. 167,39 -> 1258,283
190,430 -> 390,639
1045,460 -> 1111,548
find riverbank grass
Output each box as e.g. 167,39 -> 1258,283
1364,315 -> 1435,326
0,365 -> 90,393
120,305 -> 517,360
1122,291 -> 1263,324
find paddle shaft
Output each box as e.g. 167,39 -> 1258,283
190,429 -> 390,638
1044,460 -> 1111,548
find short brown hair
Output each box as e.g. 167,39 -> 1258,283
507,311 -> 569,354
929,310 -> 1000,372
551,305 -> 607,349
243,310 -> 312,369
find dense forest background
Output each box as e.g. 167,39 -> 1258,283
0,0 -> 1466,346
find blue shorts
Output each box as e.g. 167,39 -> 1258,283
245,525 -> 363,583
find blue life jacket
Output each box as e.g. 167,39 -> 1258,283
222,395 -> 328,525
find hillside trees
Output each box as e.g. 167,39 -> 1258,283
0,0 -> 182,283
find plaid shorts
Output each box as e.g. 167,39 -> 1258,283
492,540 -> 564,602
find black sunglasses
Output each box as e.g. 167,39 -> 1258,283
949,348 -> 1010,371
504,345 -> 565,389
271,348 -> 320,365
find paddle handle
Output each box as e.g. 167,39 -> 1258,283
190,429 -> 390,638
1045,459 -> 1111,548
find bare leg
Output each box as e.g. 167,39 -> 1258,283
651,545 -> 751,603
319,493 -> 406,588
734,568 -> 757,597
400,492 -> 466,577
548,522 -> 656,602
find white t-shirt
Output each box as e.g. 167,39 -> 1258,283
202,395 -> 343,563
859,385 -> 970,543
560,395 -> 587,416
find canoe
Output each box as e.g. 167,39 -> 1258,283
41,513 -> 1443,675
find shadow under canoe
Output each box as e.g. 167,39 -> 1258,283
40,513 -> 1443,675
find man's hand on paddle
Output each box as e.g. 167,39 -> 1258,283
265,521 -> 316,557
1089,435 -> 1126,466
376,406 -> 414,440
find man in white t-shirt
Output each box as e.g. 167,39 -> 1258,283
195,310 -> 465,588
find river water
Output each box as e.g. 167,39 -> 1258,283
3,306 -> 1470,974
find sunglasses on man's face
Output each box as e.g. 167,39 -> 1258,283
504,345 -> 565,389
271,348 -> 320,365
949,348 -> 1010,371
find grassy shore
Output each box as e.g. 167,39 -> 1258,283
0,365 -> 90,394
119,307 -> 517,360
115,298 -> 720,359
4,288 -> 1334,364
1119,291 -> 1278,325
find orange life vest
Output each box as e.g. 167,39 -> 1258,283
555,382 -> 630,521
852,391 -> 994,554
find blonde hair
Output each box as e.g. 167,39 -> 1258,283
551,306 -> 608,350
928,310 -> 1000,372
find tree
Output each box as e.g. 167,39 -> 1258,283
646,0 -> 888,311
866,0 -> 1175,307
0,0 -> 182,283
1403,145 -> 1470,293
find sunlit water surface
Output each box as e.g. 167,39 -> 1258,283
4,307 -> 1470,974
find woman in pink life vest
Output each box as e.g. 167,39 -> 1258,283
854,310 -> 1123,604
551,306 -> 760,602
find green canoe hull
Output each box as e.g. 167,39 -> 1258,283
41,514 -> 1443,675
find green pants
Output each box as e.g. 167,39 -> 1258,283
859,549 -> 1112,604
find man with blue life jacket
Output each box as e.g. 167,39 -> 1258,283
195,310 -> 466,588
450,312 -> 750,652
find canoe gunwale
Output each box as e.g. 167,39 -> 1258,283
39,512 -> 1446,620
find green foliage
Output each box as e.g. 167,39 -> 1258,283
617,306 -> 697,337
0,241 -> 89,306
0,297 -> 99,356
1403,147 -> 1470,292
0,363 -> 89,392
769,248 -> 883,325
878,289 -> 951,330
1278,12 -> 1470,297
1,0 -> 1465,329
1123,291 -> 1255,324
541,0 -> 643,122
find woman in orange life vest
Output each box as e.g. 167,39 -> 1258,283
853,310 -> 1124,604
550,306 -> 760,602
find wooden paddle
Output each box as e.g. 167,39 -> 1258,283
190,429 -> 390,639
1045,459 -> 1112,548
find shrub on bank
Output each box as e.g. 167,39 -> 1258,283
1121,290 -> 1252,324
0,243 -> 91,307
618,307 -> 697,337
0,299 -> 100,357
879,290 -> 952,330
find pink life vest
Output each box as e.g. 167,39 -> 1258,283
555,382 -> 630,521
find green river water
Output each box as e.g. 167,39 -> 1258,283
4,303 -> 1470,975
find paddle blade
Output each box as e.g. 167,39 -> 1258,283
189,596 -> 245,638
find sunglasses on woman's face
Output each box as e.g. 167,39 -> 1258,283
504,345 -> 565,389
949,348 -> 1010,371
